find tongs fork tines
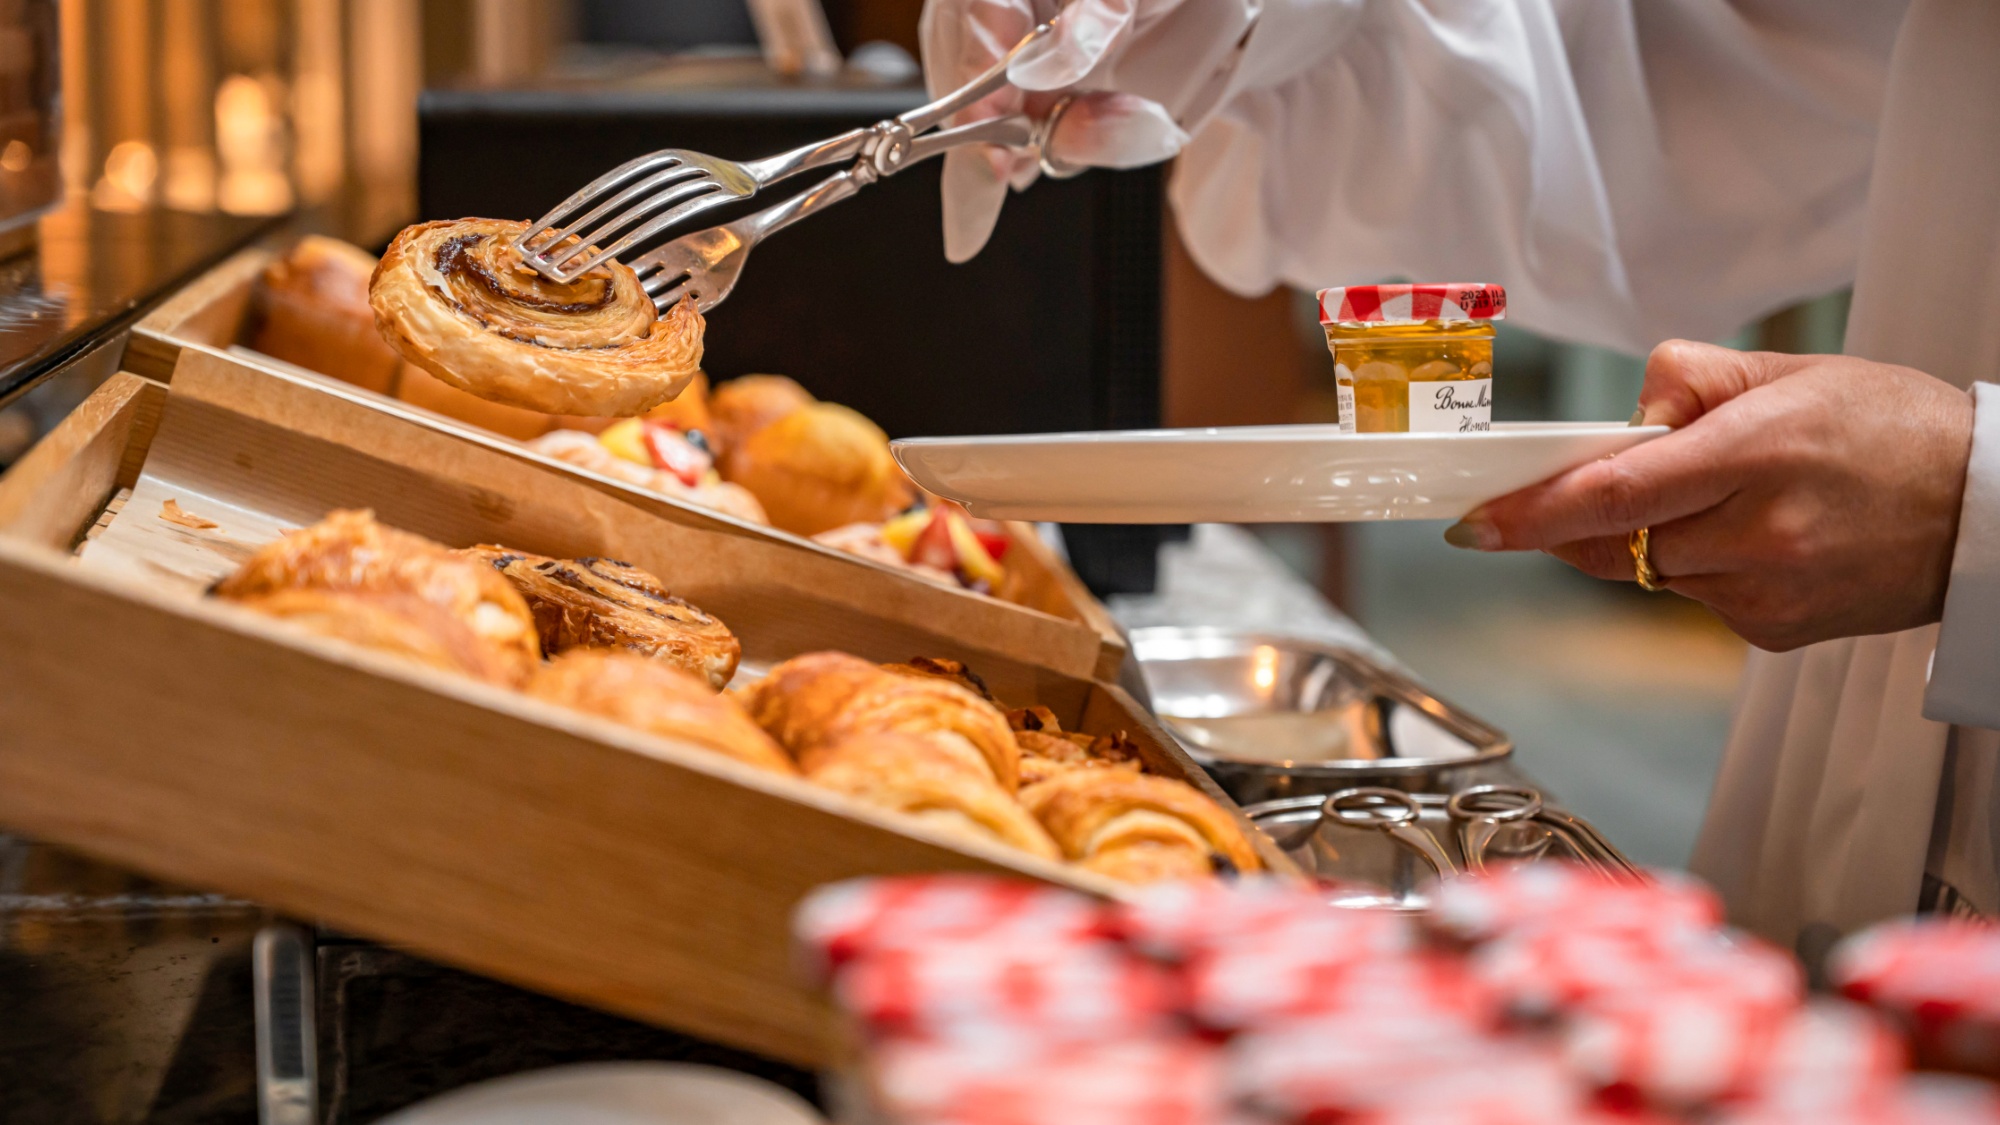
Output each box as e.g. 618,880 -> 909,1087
513,18 -> 1066,285
631,111 -> 1050,313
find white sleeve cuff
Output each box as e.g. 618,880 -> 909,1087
1925,382 -> 2000,729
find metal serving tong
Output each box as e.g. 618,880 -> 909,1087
512,18 -> 1077,308
1321,785 -> 1640,881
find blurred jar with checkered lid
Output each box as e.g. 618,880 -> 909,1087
1318,284 -> 1505,434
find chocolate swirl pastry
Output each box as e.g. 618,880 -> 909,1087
459,545 -> 740,688
370,218 -> 705,417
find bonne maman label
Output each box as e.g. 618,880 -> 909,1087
1408,378 -> 1492,433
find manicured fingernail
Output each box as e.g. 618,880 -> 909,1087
1443,518 -> 1499,551
1629,406 -> 1647,426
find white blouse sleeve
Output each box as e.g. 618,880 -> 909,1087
1926,383 -> 2000,730
1164,0 -> 1904,354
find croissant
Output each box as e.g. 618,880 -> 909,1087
1019,770 -> 1262,884
525,649 -> 795,774
749,651 -> 1021,791
458,546 -> 740,688
213,510 -> 540,684
803,734 -> 1059,860
227,588 -> 524,685
370,218 -> 704,417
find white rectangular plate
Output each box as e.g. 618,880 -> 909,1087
892,422 -> 1669,523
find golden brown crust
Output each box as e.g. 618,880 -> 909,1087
803,734 -> 1059,860
229,588 -> 523,685
641,370 -> 715,437
1006,705 -> 1064,733
1003,703 -> 1145,785
1019,769 -> 1261,882
1014,729 -> 1144,787
706,374 -> 814,452
395,361 -> 561,441
749,651 -> 1021,791
1080,839 -> 1224,883
718,403 -> 913,536
458,545 -> 740,689
213,510 -> 540,684
525,649 -> 795,774
881,656 -> 996,703
252,236 -> 405,394
370,218 -> 704,417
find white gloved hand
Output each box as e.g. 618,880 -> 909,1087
919,0 -> 1217,262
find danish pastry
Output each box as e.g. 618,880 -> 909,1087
803,734 -> 1059,859
227,588 -> 525,685
1019,769 -> 1261,883
525,649 -> 794,774
370,218 -> 704,417
1015,730 -> 1143,788
252,235 -> 404,394
459,546 -> 740,688
214,510 -> 541,684
1005,705 -> 1144,786
526,429 -> 770,525
749,651 -> 1021,791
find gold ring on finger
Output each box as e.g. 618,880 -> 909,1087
1629,527 -> 1667,592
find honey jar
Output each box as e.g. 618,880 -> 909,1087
1317,284 -> 1506,433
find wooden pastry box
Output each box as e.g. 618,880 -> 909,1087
0,349 -> 1296,1067
125,244 -> 1127,683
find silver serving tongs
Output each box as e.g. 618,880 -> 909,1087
1447,784 -> 1640,877
1320,788 -> 1461,879
513,18 -> 1077,291
1321,784 -> 1643,882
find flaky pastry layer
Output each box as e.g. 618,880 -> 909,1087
371,218 -> 704,416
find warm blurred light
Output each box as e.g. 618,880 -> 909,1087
1252,644 -> 1280,694
164,145 -> 218,211
1,140 -> 31,173
291,0 -> 346,203
214,73 -> 293,215
91,140 -> 157,212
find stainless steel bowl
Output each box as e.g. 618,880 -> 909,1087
1129,627 -> 1512,803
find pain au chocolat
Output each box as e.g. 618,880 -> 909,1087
370,218 -> 704,417
458,546 -> 740,689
